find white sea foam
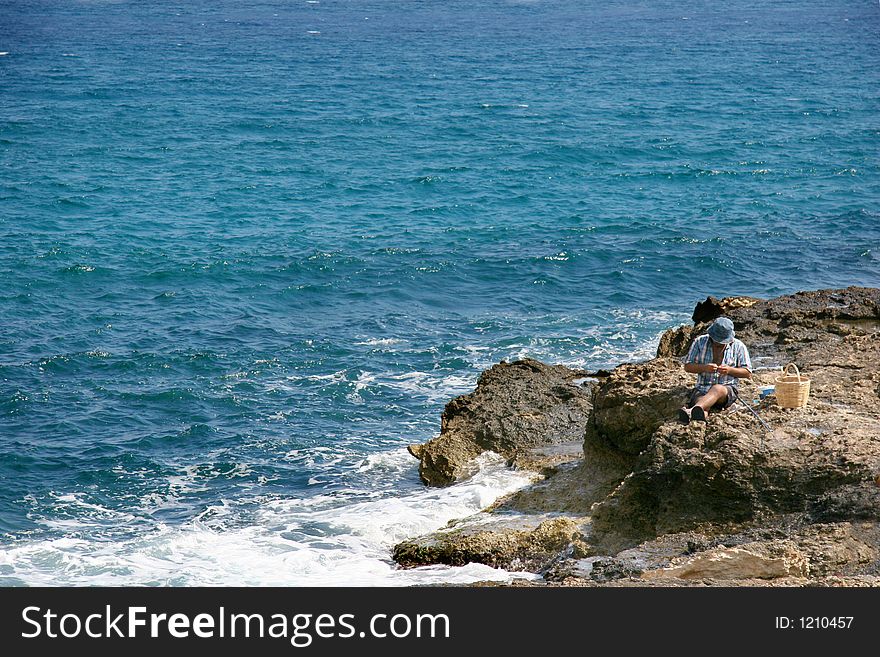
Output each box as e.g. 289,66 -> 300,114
380,371 -> 476,404
0,454 -> 538,586
302,369 -> 347,383
354,371 -> 375,389
353,337 -> 402,348
354,447 -> 414,473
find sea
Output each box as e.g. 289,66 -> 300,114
1,0 -> 878,586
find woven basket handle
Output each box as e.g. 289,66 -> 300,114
783,363 -> 801,381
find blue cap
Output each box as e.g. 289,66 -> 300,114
708,317 -> 735,344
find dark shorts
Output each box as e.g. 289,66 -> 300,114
689,384 -> 738,411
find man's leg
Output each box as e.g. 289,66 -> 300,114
679,389 -> 700,424
691,384 -> 729,420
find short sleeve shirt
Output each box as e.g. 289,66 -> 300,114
685,335 -> 752,394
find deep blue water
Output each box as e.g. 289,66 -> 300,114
1,0 -> 878,585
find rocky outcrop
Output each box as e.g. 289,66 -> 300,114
643,544 -> 811,580
661,287 -> 880,358
545,521 -> 878,584
809,484 -> 880,523
590,287 -> 880,552
393,287 -> 880,586
585,358 -> 691,456
720,287 -> 880,360
691,295 -> 761,324
392,515 -> 589,572
655,324 -> 698,358
406,358 -> 594,486
588,389 -> 880,552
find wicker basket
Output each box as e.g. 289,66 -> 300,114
775,363 -> 810,408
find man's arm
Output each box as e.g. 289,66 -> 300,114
718,343 -> 753,379
716,364 -> 751,379
684,363 -> 717,374
683,336 -> 713,374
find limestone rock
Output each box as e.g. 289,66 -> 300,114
589,287 -> 880,552
643,544 -> 809,580
640,523 -> 875,581
392,515 -> 589,572
692,295 -> 761,324
655,324 -> 700,358
407,359 -> 593,486
809,483 -> 880,523
585,357 -> 691,456
793,523 -> 877,576
589,401 -> 880,552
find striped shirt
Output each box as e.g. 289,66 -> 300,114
685,334 -> 752,394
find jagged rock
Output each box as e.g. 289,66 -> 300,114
732,287 -> 879,326
407,358 -> 593,486
692,295 -> 761,324
589,556 -> 644,582
640,523 -> 875,581
809,484 -> 880,523
392,515 -> 589,572
660,287 -> 880,367
589,399 -> 880,552
794,523 -> 878,576
655,324 -> 700,358
585,357 -> 691,456
726,287 -> 880,358
546,521 -> 877,585
510,441 -> 585,474
643,544 -> 809,580
493,448 -> 631,516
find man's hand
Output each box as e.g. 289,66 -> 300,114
703,364 -> 718,374
716,364 -> 730,376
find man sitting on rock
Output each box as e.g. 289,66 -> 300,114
679,317 -> 752,423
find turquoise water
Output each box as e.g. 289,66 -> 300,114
1,0 -> 878,585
